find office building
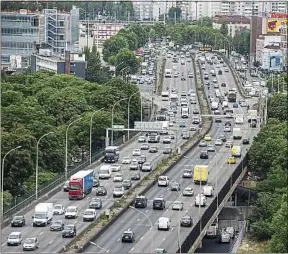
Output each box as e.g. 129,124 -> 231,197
133,1 -> 154,21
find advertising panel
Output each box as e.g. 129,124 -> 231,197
199,47 -> 212,52
267,12 -> 288,33
269,53 -> 283,71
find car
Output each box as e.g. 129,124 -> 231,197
223,126 -> 231,132
205,81 -> 210,86
50,220 -> 64,231
242,138 -> 250,144
212,79 -> 217,83
93,177 -> 100,187
225,121 -> 232,126
163,146 -> 172,154
122,157 -> 131,164
183,187 -> 194,196
233,103 -> 238,108
168,122 -> 174,127
149,146 -> 158,153
142,162 -> 152,172
170,181 -> 180,191
64,206 -> 78,219
207,145 -> 216,152
190,126 -> 197,131
154,248 -> 167,253
89,198 -> 102,209
180,215 -> 193,227
174,72 -> 179,78
193,109 -> 199,114
83,209 -> 97,222
225,141 -> 233,148
214,83 -> 219,88
131,172 -> 141,181
53,204 -> 65,215
215,139 -> 223,146
140,143 -> 149,150
221,82 -> 226,87
182,169 -> 192,178
122,230 -> 135,243
199,140 -> 207,147
179,121 -> 186,127
113,173 -> 123,182
7,232 -> 22,246
22,237 -> 39,251
181,76 -> 186,81
170,133 -> 176,139
227,156 -> 236,164
110,164 -> 121,172
188,72 -> 193,78
182,131 -> 190,139
129,161 -> 139,170
138,156 -> 146,164
11,215 -> 25,227
138,136 -> 146,142
218,134 -> 227,142
204,134 -> 212,141
95,186 -> 107,196
163,136 -> 172,144
200,150 -> 209,159
172,201 -> 184,210
113,185 -> 125,197
133,149 -> 141,156
63,180 -> 70,192
122,179 -> 132,190
62,224 -> 76,238
215,118 -> 222,123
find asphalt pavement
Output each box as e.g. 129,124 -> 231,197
83,52 -> 260,253
0,53 -> 196,254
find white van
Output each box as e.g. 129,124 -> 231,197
203,186 -> 214,197
7,232 -> 22,246
158,217 -> 171,230
206,223 -> 218,238
195,194 -> 206,207
222,101 -> 228,108
98,165 -> 112,179
158,176 -> 169,186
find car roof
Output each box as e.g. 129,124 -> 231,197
10,232 -> 21,235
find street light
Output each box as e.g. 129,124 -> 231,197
36,132 -> 54,200
65,117 -> 82,180
1,146 -> 22,219
127,91 -> 143,140
90,108 -> 105,165
111,98 -> 128,146
114,61 -> 125,77
89,241 -> 109,253
129,206 -> 153,253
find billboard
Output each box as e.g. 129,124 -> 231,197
269,53 -> 283,71
267,15 -> 288,33
199,47 -> 212,51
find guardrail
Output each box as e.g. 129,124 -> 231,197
230,221 -> 247,253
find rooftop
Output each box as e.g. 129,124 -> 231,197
213,15 -> 250,25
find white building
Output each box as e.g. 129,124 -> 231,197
256,35 -> 282,63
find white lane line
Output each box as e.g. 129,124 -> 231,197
137,218 -> 140,222
131,247 -> 135,251
163,238 -> 166,241
48,241 -> 53,245
145,210 -> 149,213
140,237 -> 144,240
117,238 -> 120,242
171,227 -> 174,231
1,242 -> 6,247
185,210 -> 188,213
160,194 -> 163,197
39,232 -> 44,235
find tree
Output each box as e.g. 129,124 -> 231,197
219,23 -> 228,36
114,48 -> 140,75
197,17 -> 213,27
152,22 -> 166,39
267,93 -> 288,121
232,29 -> 250,55
102,36 -> 128,62
168,7 -> 182,22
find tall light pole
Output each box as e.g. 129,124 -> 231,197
36,132 -> 54,200
90,108 -> 104,165
129,206 -> 153,253
65,117 -> 82,180
1,146 -> 22,219
128,91 -> 143,140
111,98 -> 128,146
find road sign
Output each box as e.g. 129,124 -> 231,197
134,121 -> 164,130
113,125 -> 124,129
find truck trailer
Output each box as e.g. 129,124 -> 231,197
68,170 -> 94,200
193,165 -> 208,185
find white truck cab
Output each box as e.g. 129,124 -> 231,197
32,203 -> 54,227
158,176 -> 169,186
203,185 -> 214,197
158,217 -> 171,230
195,194 -> 207,207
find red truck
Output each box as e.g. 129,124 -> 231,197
68,170 -> 94,200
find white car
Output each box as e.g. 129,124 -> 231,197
215,139 -> 223,146
138,136 -> 146,142
111,164 -> 121,172
113,173 -> 123,182
223,126 -> 231,132
172,201 -> 184,210
53,204 -> 65,215
168,122 -> 174,127
203,185 -> 214,197
225,141 -> 233,148
122,157 -> 131,164
183,187 -> 194,196
158,176 -> 169,186
207,145 -> 215,152
132,149 -> 141,156
82,209 -> 96,222
163,136 -> 172,144
113,186 -> 125,197
65,206 -> 78,219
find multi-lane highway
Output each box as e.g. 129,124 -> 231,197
83,52 -> 260,253
1,52 -> 197,253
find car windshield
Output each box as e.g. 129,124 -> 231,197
184,169 -> 191,173
66,208 -> 76,212
98,187 -> 105,191
123,157 -> 130,160
13,216 -> 23,220
24,238 -> 35,244
159,176 -> 166,181
64,226 -> 73,230
9,234 -> 19,239
114,187 -> 123,191
115,174 -> 122,177
54,205 -> 62,209
52,221 -> 62,225
123,181 -> 130,184
34,213 -> 46,219
143,162 -> 150,166
85,210 -> 94,215
185,188 -> 192,191
174,201 -> 181,205
69,184 -> 80,190
123,232 -> 132,237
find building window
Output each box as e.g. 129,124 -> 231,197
70,70 -> 75,74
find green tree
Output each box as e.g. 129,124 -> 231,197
102,36 -> 128,62
168,7 -> 182,21
232,29 -> 250,55
153,22 -> 166,39
267,93 -> 288,121
219,23 -> 229,36
197,17 -> 213,27
114,48 -> 140,74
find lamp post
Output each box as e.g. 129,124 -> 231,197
36,132 -> 54,200
111,98 -> 128,146
65,117 -> 82,180
129,206 -> 153,253
90,108 -> 105,165
1,146 -> 22,219
128,91 -> 143,140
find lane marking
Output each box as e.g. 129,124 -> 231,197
149,227 -> 153,230
39,232 -> 44,235
1,242 -> 6,247
163,238 -> 166,241
48,241 -> 53,245
137,218 -> 140,222
145,210 -> 149,213
131,247 -> 135,251
140,237 -> 144,240
171,227 -> 174,231
117,238 -> 120,242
